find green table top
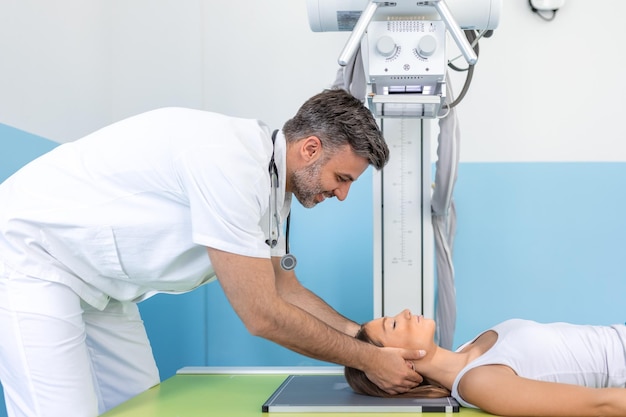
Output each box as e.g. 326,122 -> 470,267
101,367 -> 496,417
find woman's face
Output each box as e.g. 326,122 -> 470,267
363,309 -> 436,350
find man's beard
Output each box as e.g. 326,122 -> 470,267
290,158 -> 330,208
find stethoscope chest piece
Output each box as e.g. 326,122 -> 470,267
280,252 -> 297,271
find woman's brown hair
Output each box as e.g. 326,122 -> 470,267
344,326 -> 451,398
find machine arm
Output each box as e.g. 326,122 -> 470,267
429,0 -> 477,65
337,0 -> 477,68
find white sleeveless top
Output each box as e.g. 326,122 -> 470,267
451,319 -> 626,408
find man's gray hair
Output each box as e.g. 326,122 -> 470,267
282,89 -> 389,170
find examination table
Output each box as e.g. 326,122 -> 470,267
101,367 -> 497,417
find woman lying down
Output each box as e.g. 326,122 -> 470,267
344,309 -> 626,417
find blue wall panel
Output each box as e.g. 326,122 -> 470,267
453,162 -> 626,347
138,289 -> 209,378
0,125 -> 58,177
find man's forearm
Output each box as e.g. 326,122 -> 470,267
255,293 -> 377,370
279,283 -> 360,337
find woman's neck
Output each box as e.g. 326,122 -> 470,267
413,347 -> 470,389
413,330 -> 497,390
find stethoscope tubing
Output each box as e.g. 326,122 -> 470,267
267,130 -> 296,271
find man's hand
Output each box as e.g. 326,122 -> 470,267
364,347 -> 426,395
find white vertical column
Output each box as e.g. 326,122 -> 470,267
373,118 -> 434,318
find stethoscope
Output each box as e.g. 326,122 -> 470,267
266,130 -> 297,271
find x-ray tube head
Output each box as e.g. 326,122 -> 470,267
306,0 -> 501,33
307,0 -> 501,118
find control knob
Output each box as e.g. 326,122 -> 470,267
376,35 -> 397,58
416,35 -> 437,58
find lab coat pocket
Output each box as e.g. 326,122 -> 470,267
41,225 -> 130,282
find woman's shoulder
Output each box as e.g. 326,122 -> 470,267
468,329 -> 499,353
459,364 -> 517,392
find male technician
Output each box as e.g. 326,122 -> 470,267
0,89 -> 425,417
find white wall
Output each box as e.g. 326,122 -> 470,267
2,1 -> 625,162
0,0 -> 111,142
0,0 -> 349,143
449,0 -> 626,162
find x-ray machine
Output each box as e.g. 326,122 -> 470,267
306,0 -> 501,348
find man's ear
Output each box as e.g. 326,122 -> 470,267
301,136 -> 322,162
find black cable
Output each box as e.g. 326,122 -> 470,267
285,213 -> 291,253
447,61 -> 468,72
528,0 -> 558,21
534,9 -> 558,21
443,30 -> 479,111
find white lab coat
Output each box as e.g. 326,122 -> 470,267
0,107 -> 291,309
0,107 -> 291,416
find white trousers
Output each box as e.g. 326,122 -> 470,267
0,269 -> 160,417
